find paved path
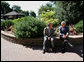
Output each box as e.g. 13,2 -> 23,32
1,37 -> 83,61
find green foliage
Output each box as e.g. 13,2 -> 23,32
30,11 -> 36,17
22,10 -> 29,16
10,17 -> 24,25
12,5 -> 22,12
38,3 -> 54,15
39,10 -> 59,26
1,21 -> 5,30
51,1 -> 83,24
38,2 -> 60,27
1,1 -> 12,14
13,16 -> 46,38
1,20 -> 14,30
75,20 -> 83,32
10,16 -> 32,25
39,1 -> 83,25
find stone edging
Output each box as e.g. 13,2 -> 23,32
1,30 -> 83,46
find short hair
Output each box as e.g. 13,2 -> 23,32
48,23 -> 53,26
61,21 -> 66,25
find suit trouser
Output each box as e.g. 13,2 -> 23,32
43,36 -> 54,50
60,36 -> 73,49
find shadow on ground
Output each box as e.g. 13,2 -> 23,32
1,34 -> 83,58
22,43 -> 83,58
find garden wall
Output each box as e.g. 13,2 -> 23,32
1,30 -> 83,47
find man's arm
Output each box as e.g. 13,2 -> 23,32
66,26 -> 69,37
50,28 -> 56,37
43,27 -> 48,37
43,28 -> 46,36
59,26 -> 63,37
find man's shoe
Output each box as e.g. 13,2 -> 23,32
62,50 -> 65,53
43,49 -> 46,54
62,48 -> 65,53
52,48 -> 55,51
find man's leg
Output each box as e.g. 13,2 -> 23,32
43,36 -> 47,53
51,38 -> 55,52
62,39 -> 66,53
60,36 -> 65,49
58,36 -> 65,53
67,42 -> 73,48
64,37 -> 73,48
61,37 -> 68,53
63,38 -> 74,52
64,38 -> 83,57
51,38 -> 54,48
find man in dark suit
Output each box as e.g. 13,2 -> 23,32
43,23 -> 56,54
59,21 -> 73,53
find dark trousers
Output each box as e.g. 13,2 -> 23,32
43,36 -> 54,50
60,36 -> 73,50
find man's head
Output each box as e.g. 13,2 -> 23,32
48,23 -> 53,29
61,21 -> 66,27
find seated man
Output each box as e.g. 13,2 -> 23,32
59,21 -> 73,53
43,23 -> 56,54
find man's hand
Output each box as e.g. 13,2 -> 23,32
54,28 -> 56,30
62,35 -> 67,39
48,37 -> 50,40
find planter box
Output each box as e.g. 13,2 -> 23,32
1,30 -> 83,46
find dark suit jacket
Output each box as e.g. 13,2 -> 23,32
43,27 -> 55,37
59,26 -> 69,37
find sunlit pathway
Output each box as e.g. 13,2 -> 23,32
1,37 -> 83,61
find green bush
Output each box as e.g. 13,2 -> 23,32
10,18 -> 24,25
13,16 -> 46,38
1,21 -> 5,30
75,20 -> 83,32
1,20 -> 14,30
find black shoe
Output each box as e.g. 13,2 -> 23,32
52,48 -> 56,53
62,50 -> 65,53
53,49 -> 56,53
62,49 -> 65,53
43,49 -> 46,54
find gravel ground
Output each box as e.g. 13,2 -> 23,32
1,37 -> 83,61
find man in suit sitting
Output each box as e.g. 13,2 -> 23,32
59,21 -> 73,53
43,23 -> 56,54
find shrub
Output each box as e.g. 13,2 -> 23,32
75,20 -> 83,32
13,16 -> 46,38
10,18 -> 24,25
1,20 -> 14,30
1,21 -> 5,30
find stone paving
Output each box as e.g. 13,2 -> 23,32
1,37 -> 83,61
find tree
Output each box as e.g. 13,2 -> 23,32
51,1 -> 83,24
1,1 -> 12,14
38,2 -> 59,27
12,5 -> 22,12
40,10 -> 59,26
38,3 -> 54,15
38,2 -> 59,26
22,10 -> 29,16
30,11 -> 36,17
